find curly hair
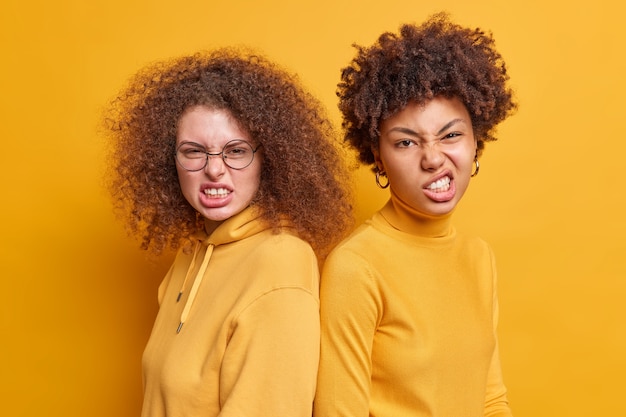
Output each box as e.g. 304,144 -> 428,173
104,47 -> 352,257
337,12 -> 517,167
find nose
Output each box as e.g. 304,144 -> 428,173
204,154 -> 226,178
420,143 -> 445,171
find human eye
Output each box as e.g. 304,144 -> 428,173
179,144 -> 206,158
223,141 -> 251,159
441,132 -> 462,142
395,139 -> 417,148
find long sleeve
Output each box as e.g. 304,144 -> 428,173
484,254 -> 513,417
314,248 -> 379,417
484,342 -> 512,417
220,288 -> 320,417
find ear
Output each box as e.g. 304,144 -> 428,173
473,134 -> 479,156
371,144 -> 384,172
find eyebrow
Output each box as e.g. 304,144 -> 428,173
387,118 -> 467,137
177,141 -> 205,148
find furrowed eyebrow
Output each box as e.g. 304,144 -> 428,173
387,126 -> 420,137
386,118 -> 467,138
178,141 -> 204,147
436,118 -> 466,135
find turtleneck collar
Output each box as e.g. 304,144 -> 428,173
379,188 -> 454,238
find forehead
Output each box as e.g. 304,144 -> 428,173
383,97 -> 471,129
176,106 -> 251,144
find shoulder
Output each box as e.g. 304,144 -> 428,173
320,222 -> 384,290
328,219 -> 386,257
244,230 -> 320,290
454,232 -> 495,259
452,232 -> 498,287
250,229 -> 317,266
324,224 -> 373,270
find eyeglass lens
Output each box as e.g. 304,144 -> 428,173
176,140 -> 257,171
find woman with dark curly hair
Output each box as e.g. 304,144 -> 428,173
314,13 -> 517,417
104,47 -> 351,417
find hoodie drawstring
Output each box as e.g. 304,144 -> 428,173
176,243 -> 215,333
176,242 -> 201,302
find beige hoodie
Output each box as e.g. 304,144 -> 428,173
141,207 -> 320,417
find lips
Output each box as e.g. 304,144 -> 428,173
198,184 -> 233,208
423,174 -> 455,202
203,187 -> 230,198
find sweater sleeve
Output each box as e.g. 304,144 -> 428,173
314,248 -> 381,417
484,341 -> 513,417
218,287 -> 320,417
484,248 -> 513,417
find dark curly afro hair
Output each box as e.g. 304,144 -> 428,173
337,12 -> 517,168
104,47 -> 352,257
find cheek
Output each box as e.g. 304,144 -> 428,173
382,150 -> 415,174
375,146 -> 398,173
450,144 -> 476,168
248,169 -> 262,195
232,165 -> 262,200
176,170 -> 195,199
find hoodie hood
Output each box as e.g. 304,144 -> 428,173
175,206 -> 270,333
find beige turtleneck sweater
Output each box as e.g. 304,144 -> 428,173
314,192 -> 513,417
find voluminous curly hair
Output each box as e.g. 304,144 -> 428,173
104,47 -> 352,257
337,12 -> 517,167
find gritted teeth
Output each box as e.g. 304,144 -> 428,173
427,176 -> 451,192
203,188 -> 230,197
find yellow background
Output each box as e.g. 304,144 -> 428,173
1,0 -> 624,415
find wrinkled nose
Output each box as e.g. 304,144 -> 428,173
204,154 -> 226,179
420,144 -> 445,171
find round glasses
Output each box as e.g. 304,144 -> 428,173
175,140 -> 262,171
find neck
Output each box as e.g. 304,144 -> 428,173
380,189 -> 454,238
203,219 -> 222,236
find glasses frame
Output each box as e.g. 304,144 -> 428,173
175,140 -> 262,171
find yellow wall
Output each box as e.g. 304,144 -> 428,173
1,0 -> 624,415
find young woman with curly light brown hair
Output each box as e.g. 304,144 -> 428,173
104,47 -> 352,417
314,13 -> 517,417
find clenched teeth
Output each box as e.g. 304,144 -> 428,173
204,188 -> 230,197
427,176 -> 450,192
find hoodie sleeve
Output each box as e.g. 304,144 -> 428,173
212,236 -> 321,417
217,286 -> 320,417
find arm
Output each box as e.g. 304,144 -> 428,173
314,249 -> 381,417
218,287 -> 320,417
484,249 -> 513,417
484,340 -> 513,417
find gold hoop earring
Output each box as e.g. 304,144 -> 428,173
375,171 -> 390,189
471,158 -> 480,177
